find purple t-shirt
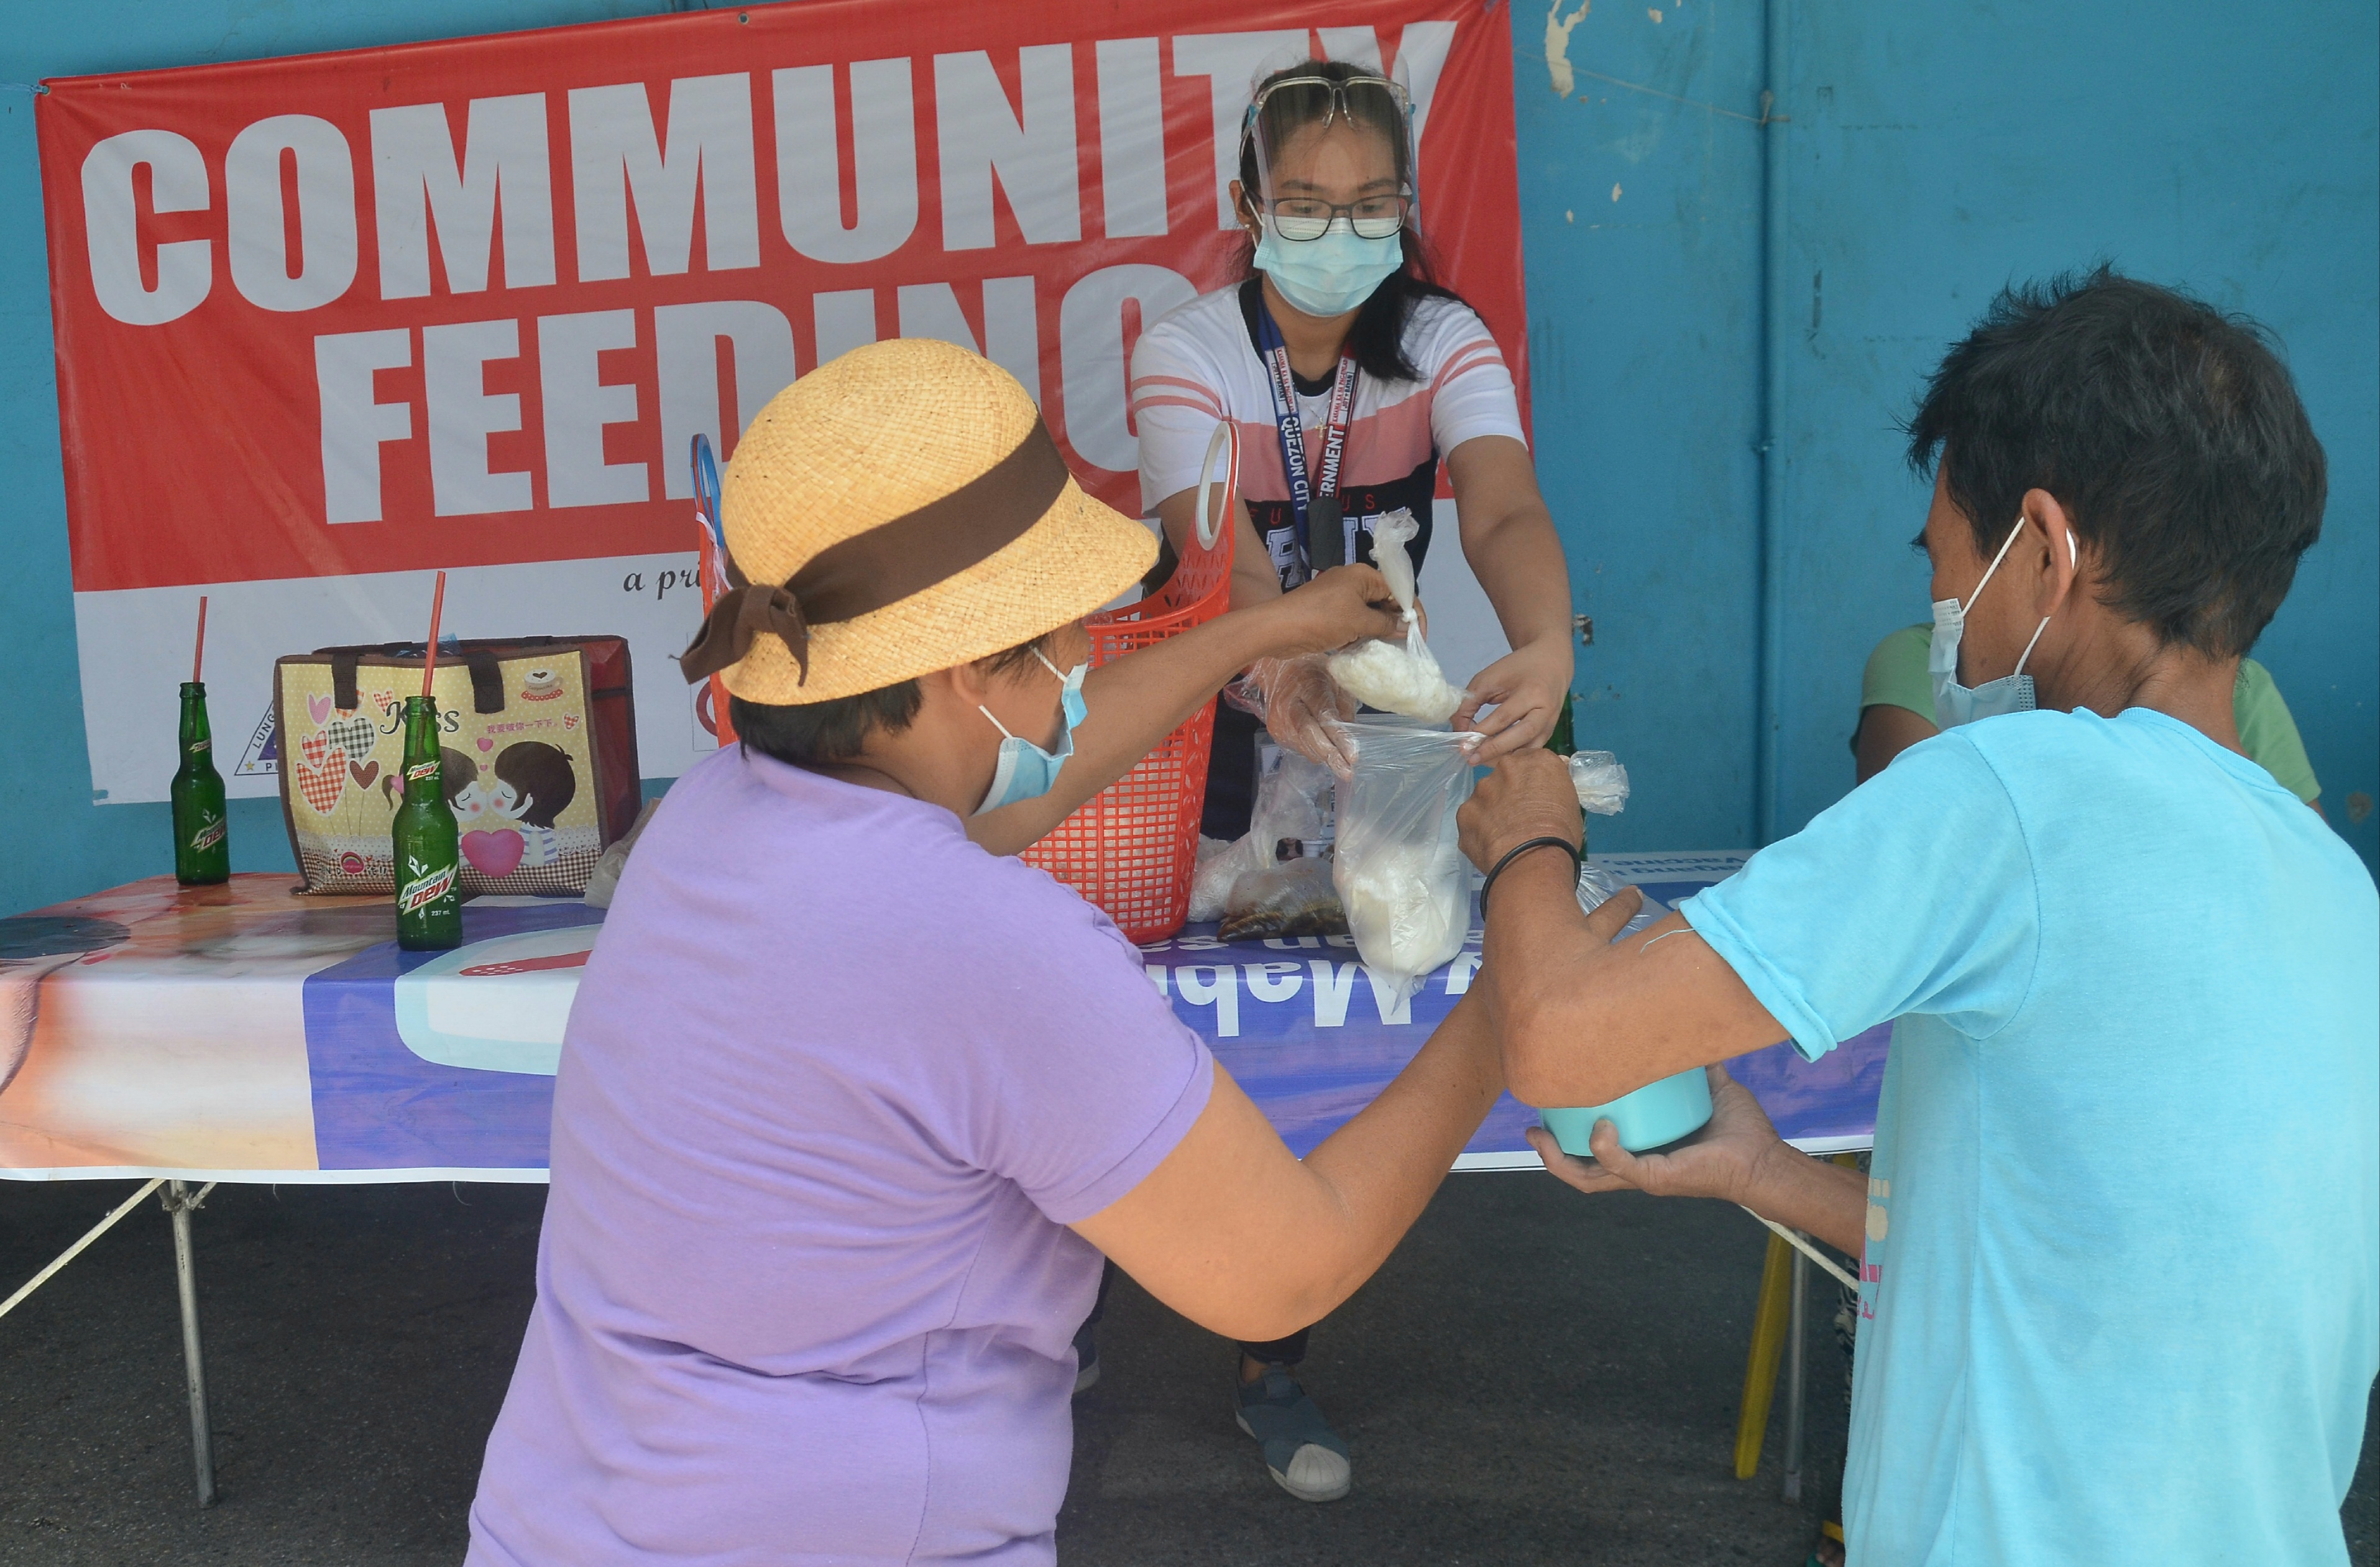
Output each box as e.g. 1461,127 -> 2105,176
466,748 -> 1213,1566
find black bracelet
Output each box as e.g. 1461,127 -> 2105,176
1479,835 -> 1582,909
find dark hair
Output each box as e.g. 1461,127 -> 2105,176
439,747 -> 476,805
493,742 -> 576,828
1906,267 -> 2326,658
1236,59 -> 1465,384
732,633 -> 1055,769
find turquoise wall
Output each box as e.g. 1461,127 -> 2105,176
4,1 -> 2374,913
1522,0 -> 2378,865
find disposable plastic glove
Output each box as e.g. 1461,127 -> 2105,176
1233,653 -> 1362,776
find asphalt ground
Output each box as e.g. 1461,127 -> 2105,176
0,1174 -> 2372,1566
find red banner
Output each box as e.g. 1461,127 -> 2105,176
39,0 -> 1523,800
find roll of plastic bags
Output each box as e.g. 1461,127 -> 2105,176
1331,715 -> 1481,1013
1326,509 -> 1465,723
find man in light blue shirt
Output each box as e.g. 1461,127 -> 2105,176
1462,270 -> 2377,1565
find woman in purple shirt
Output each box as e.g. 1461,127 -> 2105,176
464,339 -> 1537,1566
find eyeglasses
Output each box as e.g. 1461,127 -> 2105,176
1257,195 -> 1413,241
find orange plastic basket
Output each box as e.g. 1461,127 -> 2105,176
1023,430 -> 1239,942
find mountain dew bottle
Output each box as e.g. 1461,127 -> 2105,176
392,696 -> 462,950
170,681 -> 230,885
1545,691 -> 1577,757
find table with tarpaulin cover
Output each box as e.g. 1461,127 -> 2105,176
0,853 -> 1882,1502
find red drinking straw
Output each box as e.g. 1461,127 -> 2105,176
420,571 -> 448,699
191,595 -> 208,684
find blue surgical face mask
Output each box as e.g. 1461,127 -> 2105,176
1253,216 -> 1403,318
1931,517 -> 2067,729
974,651 -> 1088,815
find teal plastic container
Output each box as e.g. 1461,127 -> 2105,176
1540,1067 -> 1713,1156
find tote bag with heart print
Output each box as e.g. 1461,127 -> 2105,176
272,636 -> 641,896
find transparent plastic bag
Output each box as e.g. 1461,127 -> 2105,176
1190,748 -> 1346,929
1576,861 -> 1666,938
1567,750 -> 1630,816
1564,748 -> 1659,935
1220,855 -> 1344,941
1187,834 -> 1250,924
1325,510 -> 1464,724
1331,715 -> 1481,1010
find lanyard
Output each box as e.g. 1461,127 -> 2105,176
1254,300 -> 1358,574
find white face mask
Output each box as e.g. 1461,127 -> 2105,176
1930,516 -> 2070,729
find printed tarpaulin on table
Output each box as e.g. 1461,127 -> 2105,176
35,0 -> 1526,808
0,855 -> 1883,1182
1142,852 -> 1888,1160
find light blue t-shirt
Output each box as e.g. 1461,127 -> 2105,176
1684,707 -> 2378,1567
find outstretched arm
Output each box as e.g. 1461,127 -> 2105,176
1446,436 -> 1575,761
1456,748 -> 1786,1109
965,564 -> 1398,855
1073,988 -> 1508,1342
1453,749 -> 1867,1254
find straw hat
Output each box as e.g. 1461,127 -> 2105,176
681,338 -> 1156,705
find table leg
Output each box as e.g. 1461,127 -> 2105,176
0,1179 -> 164,1323
1733,1231 -> 1793,1479
164,1181 -> 218,1508
1783,1239 -> 1808,1502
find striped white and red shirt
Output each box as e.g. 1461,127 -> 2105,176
1130,281 -> 1525,589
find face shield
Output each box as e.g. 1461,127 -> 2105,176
1242,73 -> 1416,244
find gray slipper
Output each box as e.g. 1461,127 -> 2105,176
1234,1367 -> 1351,1502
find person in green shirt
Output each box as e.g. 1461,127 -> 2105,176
1855,622 -> 2324,807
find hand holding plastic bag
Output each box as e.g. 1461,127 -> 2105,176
1230,653 -> 1361,776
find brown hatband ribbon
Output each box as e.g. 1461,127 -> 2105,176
678,416 -> 1073,686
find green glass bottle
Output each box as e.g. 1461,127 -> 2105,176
170,681 -> 231,886
1545,690 -> 1578,757
392,696 -> 462,950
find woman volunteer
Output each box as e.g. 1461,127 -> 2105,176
1132,58 -> 1575,802
464,339 -> 1515,1567
1119,58 -> 1574,1499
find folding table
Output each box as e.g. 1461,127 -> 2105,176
0,853 -> 1879,1505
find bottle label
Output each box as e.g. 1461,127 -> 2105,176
188,738 -> 211,754
190,817 -> 226,852
397,864 -> 456,914
404,760 -> 439,784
